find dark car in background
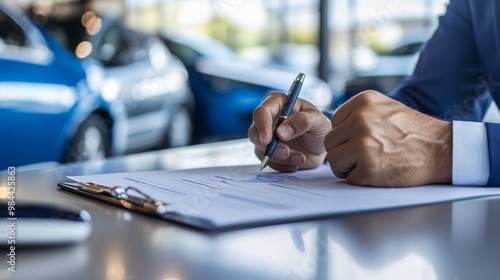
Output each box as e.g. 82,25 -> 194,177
0,1 -> 127,170
160,31 -> 333,142
36,10 -> 195,151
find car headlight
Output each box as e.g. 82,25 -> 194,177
83,62 -> 105,94
149,40 -> 171,72
101,77 -> 120,102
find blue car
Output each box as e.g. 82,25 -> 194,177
37,11 -> 195,151
160,31 -> 333,142
0,2 -> 126,170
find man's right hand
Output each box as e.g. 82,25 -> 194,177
248,91 -> 331,172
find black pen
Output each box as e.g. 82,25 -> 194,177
260,73 -> 305,171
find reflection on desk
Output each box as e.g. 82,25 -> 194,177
0,139 -> 499,280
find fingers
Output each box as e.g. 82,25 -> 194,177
249,92 -> 287,160
254,145 -> 307,171
326,141 -> 359,179
326,141 -> 376,186
277,108 -> 331,142
248,123 -> 264,152
249,90 -> 327,148
249,91 -> 331,172
250,91 -> 327,144
250,92 -> 287,147
324,118 -> 352,152
330,96 -> 355,128
330,90 -> 380,127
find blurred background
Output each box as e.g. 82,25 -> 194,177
0,0 -> 449,170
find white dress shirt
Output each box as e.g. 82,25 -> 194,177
452,121 -> 490,185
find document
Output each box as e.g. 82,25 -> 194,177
67,164 -> 500,229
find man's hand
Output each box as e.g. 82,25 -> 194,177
248,92 -> 331,172
325,90 -> 452,187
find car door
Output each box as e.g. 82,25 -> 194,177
93,23 -> 172,149
0,5 -> 82,169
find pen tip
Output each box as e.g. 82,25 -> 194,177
260,156 -> 270,171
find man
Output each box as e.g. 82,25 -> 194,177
248,0 -> 500,187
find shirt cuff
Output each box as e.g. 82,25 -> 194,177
452,121 -> 490,186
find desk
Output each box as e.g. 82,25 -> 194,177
1,139 -> 499,280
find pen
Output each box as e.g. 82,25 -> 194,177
260,73 -> 305,171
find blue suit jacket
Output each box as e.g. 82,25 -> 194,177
389,0 -> 500,186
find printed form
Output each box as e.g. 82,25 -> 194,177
68,165 -> 500,229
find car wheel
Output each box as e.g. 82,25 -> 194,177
65,114 -> 111,162
165,106 -> 193,148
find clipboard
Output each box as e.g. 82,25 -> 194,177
57,165 -> 500,231
57,182 -> 216,229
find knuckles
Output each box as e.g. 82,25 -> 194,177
247,123 -> 257,141
251,104 -> 266,120
349,112 -> 372,131
353,90 -> 384,105
291,111 -> 313,129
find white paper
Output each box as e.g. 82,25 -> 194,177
68,165 -> 500,229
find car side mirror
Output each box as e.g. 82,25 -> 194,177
98,43 -> 117,64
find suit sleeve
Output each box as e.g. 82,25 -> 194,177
387,0 -> 500,186
388,0 -> 491,121
485,122 -> 500,185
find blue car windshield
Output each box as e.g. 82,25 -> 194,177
0,10 -> 27,46
172,33 -> 237,61
38,16 -> 87,54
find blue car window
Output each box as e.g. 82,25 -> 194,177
0,10 -> 26,47
166,42 -> 200,66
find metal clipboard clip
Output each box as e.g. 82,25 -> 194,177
58,181 -> 223,230
75,182 -> 169,215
